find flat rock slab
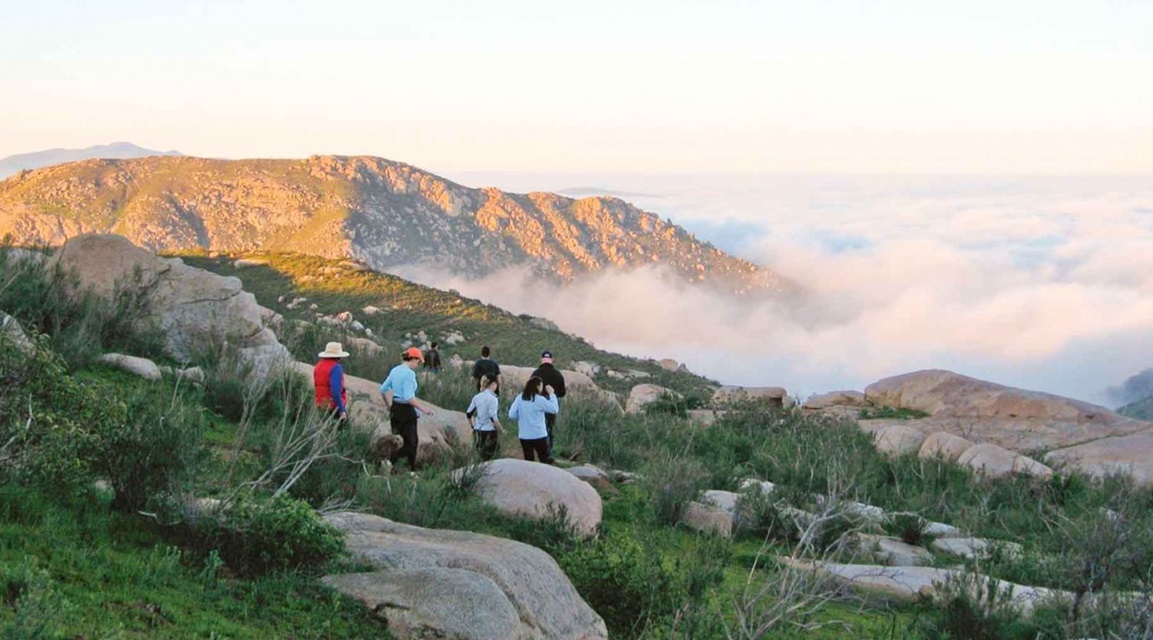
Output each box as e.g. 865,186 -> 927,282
858,535 -> 933,567
325,512 -> 607,640
1045,428 -> 1153,486
787,559 -> 1069,615
930,537 -> 1022,560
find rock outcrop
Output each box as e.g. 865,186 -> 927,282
49,234 -> 290,369
805,369 -> 1153,484
713,385 -> 793,408
323,512 -> 608,640
626,384 -> 679,414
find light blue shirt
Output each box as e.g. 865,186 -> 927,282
508,393 -> 559,440
380,363 -> 418,403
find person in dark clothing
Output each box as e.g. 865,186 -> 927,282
531,350 -> 566,463
471,346 -> 501,394
423,341 -> 442,374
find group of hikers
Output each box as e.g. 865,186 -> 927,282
313,342 -> 566,472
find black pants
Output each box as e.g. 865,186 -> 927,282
545,411 -> 558,461
520,437 -> 550,463
475,430 -> 499,461
389,403 -> 419,469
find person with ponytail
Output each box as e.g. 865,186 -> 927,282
466,375 -> 502,460
508,376 -> 558,463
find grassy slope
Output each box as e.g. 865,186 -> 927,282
0,369 -> 390,639
177,251 -> 719,399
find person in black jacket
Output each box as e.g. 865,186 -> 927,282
423,342 -> 442,374
471,346 -> 501,394
531,350 -> 566,463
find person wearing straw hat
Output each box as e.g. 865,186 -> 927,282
314,341 -> 350,423
380,347 -> 436,471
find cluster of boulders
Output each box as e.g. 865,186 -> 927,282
804,369 -> 1153,484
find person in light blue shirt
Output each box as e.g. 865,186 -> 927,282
508,376 -> 558,464
380,347 -> 436,470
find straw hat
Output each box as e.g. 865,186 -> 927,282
318,341 -> 350,358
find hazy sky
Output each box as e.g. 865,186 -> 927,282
3,0 -> 1151,173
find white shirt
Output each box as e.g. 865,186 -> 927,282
467,389 -> 500,432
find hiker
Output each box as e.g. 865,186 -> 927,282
313,341 -> 349,424
508,376 -> 558,464
380,347 -> 436,471
423,341 -> 442,374
531,350 -> 566,462
466,374 -> 502,460
472,345 -> 501,394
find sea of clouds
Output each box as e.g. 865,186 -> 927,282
408,172 -> 1153,407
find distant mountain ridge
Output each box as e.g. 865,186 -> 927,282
0,155 -> 789,294
0,142 -> 182,178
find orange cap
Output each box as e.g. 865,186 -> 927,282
404,347 -> 425,361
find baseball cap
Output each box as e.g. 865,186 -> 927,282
540,350 -> 553,361
404,347 -> 425,361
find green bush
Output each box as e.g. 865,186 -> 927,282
0,331 -> 206,513
883,513 -> 939,548
559,529 -> 684,639
1,557 -> 73,639
96,383 -> 208,514
641,455 -> 710,526
193,494 -> 346,577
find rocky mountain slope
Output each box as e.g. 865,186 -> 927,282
0,155 -> 787,294
0,141 -> 181,178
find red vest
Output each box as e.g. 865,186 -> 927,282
314,359 -> 347,409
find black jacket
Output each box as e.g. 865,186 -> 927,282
532,363 -> 566,398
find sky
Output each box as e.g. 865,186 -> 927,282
4,1 -> 1153,404
2,0 -> 1152,173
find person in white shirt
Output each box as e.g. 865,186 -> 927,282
466,375 -> 503,460
508,376 -> 559,463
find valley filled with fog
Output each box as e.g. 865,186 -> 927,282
409,172 -> 1153,406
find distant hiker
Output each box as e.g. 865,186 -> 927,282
467,375 -> 502,461
380,347 -> 436,471
423,341 -> 442,374
314,341 -> 349,425
472,345 -> 501,394
508,376 -> 558,464
532,350 -> 567,462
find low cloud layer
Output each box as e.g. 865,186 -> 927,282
402,174 -> 1153,406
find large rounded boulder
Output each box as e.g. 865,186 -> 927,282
466,459 -> 603,537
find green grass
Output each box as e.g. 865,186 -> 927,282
0,487 -> 390,639
858,406 -> 932,420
